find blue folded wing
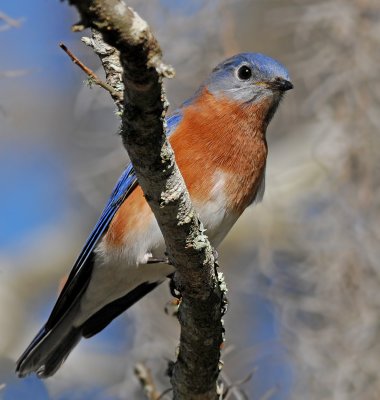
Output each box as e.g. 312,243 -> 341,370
46,111 -> 183,328
71,163 -> 138,277
46,164 -> 138,327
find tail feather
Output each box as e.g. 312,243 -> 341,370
82,281 -> 159,338
16,280 -> 162,378
16,303 -> 82,378
39,327 -> 81,377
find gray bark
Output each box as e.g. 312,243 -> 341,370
65,1 -> 228,399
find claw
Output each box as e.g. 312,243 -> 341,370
169,274 -> 181,299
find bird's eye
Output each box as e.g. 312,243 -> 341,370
237,65 -> 252,80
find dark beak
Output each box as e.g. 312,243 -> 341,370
269,77 -> 294,92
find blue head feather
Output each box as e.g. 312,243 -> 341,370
205,52 -> 292,104
218,53 -> 290,82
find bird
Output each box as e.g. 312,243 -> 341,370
16,52 -> 293,378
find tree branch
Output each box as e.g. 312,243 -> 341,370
0,11 -> 23,31
59,42 -> 123,104
81,30 -> 125,112
0,69 -> 30,79
134,362 -> 162,400
64,1 -> 227,399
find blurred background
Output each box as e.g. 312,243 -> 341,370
1,0 -> 379,399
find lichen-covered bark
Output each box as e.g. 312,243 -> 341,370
65,1 -> 227,398
82,30 -> 124,112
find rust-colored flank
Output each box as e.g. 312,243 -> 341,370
105,186 -> 152,247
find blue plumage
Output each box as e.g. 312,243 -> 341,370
205,52 -> 292,105
242,52 -> 290,81
46,112 -> 184,328
213,52 -> 290,82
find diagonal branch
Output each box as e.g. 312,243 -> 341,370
81,30 -> 124,112
0,69 -> 30,78
0,11 -> 23,31
134,362 -> 162,400
59,42 -> 123,104
64,1 -> 227,399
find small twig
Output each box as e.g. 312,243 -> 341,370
0,11 -> 23,31
81,31 -> 124,112
156,388 -> 172,400
134,363 -> 172,399
259,386 -> 279,400
59,42 -> 123,103
134,362 -> 162,400
147,256 -> 170,264
222,369 -> 256,400
0,69 -> 30,78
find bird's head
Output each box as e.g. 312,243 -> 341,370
206,52 -> 293,116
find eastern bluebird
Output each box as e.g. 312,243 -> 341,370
16,52 -> 292,378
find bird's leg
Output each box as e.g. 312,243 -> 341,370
146,255 -> 170,264
164,273 -> 182,316
168,273 -> 182,299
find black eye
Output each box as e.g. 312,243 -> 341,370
237,65 -> 252,80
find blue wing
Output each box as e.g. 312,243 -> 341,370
16,111 -> 186,377
46,112 -> 183,328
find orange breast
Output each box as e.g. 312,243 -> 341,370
105,88 -> 269,247
170,89 -> 269,214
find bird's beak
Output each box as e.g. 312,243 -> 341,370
267,77 -> 294,92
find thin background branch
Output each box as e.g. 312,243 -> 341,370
0,11 -> 23,32
59,42 -> 123,105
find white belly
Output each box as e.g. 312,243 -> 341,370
195,170 -> 240,246
75,215 -> 171,326
75,170 -> 245,325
